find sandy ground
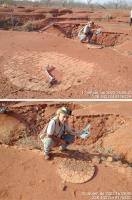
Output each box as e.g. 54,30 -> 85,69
73,101 -> 132,116
0,146 -> 132,200
0,7 -> 132,99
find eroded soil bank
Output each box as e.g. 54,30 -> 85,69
0,102 -> 132,200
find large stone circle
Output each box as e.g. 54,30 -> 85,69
3,51 -> 94,92
57,158 -> 95,183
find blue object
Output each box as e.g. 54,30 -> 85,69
61,134 -> 75,144
80,124 -> 91,139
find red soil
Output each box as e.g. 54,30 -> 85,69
0,145 -> 132,200
0,6 -> 132,98
0,102 -> 132,200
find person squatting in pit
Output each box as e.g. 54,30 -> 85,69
78,21 -> 96,43
40,107 -> 76,160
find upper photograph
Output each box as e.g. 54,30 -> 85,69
0,0 -> 132,99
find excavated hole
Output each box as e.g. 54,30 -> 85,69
0,105 -> 131,166
70,114 -> 127,145
0,14 -> 125,47
0,7 -> 72,31
53,24 -> 124,46
0,105 -> 127,149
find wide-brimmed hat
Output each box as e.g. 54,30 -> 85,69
56,107 -> 72,116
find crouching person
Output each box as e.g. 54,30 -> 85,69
78,21 -> 95,43
40,107 -> 75,160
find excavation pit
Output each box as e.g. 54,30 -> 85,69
0,13 -> 126,47
45,23 -> 126,47
70,113 -> 127,145
0,104 -> 128,152
0,103 -> 130,165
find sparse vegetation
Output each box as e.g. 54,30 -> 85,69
22,20 -> 33,31
103,13 -> 114,21
0,0 -> 131,9
0,16 -> 22,29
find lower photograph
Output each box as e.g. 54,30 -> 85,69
0,101 -> 132,200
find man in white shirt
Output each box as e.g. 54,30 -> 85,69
41,107 -> 75,160
130,10 -> 132,26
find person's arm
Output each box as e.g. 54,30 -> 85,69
65,123 -> 79,135
46,119 -> 55,137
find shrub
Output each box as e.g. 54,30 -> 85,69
103,14 -> 114,20
22,21 -> 33,31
